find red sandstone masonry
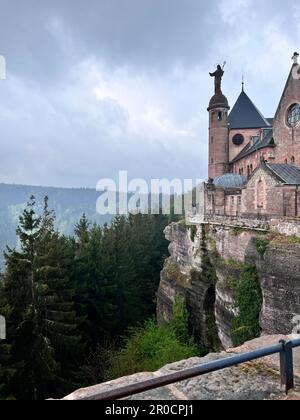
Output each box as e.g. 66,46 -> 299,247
274,68 -> 300,165
188,213 -> 300,238
229,128 -> 262,163
208,108 -> 229,179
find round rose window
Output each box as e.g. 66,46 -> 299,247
287,104 -> 300,127
232,134 -> 244,146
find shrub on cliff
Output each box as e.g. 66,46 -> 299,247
105,299 -> 197,380
231,266 -> 262,347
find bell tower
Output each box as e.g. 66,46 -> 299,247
208,65 -> 230,180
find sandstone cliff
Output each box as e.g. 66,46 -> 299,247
157,219 -> 300,349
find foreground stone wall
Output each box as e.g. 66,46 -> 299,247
60,335 -> 300,401
157,219 -> 300,349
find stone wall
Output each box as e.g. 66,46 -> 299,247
187,213 -> 300,236
242,166 -> 284,215
229,128 -> 261,163
59,335 -> 300,400
231,146 -> 275,178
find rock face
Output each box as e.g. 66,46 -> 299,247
255,243 -> 300,335
61,335 -> 300,401
157,222 -> 220,349
157,221 -> 300,349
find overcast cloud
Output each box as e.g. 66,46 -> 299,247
0,0 -> 299,187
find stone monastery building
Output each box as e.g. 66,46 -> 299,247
203,53 -> 300,217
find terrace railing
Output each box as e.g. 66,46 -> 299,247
76,339 -> 300,400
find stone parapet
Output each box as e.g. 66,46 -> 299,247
186,212 -> 300,236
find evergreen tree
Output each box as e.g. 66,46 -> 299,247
74,214 -> 90,252
0,198 -> 172,398
0,196 -> 82,399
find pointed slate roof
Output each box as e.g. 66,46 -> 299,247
229,90 -> 271,129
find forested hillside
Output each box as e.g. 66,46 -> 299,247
0,184 -> 113,269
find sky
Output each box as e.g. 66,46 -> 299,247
0,0 -> 300,188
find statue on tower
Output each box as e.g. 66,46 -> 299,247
209,63 -> 225,95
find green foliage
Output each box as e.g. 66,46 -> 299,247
171,296 -> 190,343
230,227 -> 243,237
255,237 -> 269,256
80,341 -> 118,386
231,266 -> 262,347
219,277 -> 238,290
201,255 -> 218,285
165,261 -> 189,287
189,225 -> 197,242
208,238 -> 219,258
74,212 -> 170,347
205,311 -> 221,352
106,299 -> 197,380
287,235 -> 300,244
0,197 -> 83,400
267,233 -> 300,247
0,196 -> 171,399
224,259 -> 246,270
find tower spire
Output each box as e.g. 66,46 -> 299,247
242,70 -> 245,92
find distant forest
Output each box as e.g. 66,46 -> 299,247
0,183 -> 113,269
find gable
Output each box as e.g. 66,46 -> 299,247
274,66 -> 300,121
246,164 -> 284,189
273,65 -> 300,142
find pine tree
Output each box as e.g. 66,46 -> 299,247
74,218 -> 119,348
0,196 -> 82,399
74,214 -> 90,253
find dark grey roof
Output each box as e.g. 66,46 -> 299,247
231,128 -> 275,163
266,163 -> 300,185
229,90 -> 271,129
208,93 -> 230,110
214,173 -> 247,189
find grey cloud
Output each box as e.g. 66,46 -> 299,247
0,0 -> 299,188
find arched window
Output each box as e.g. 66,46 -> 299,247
218,112 -> 222,121
291,156 -> 295,164
287,104 -> 300,127
250,164 -> 253,173
257,179 -> 265,209
211,158 -> 214,164
285,158 -> 288,164
247,165 -> 250,178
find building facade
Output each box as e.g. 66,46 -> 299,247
202,53 -> 300,218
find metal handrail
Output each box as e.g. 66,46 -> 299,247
77,338 -> 300,400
